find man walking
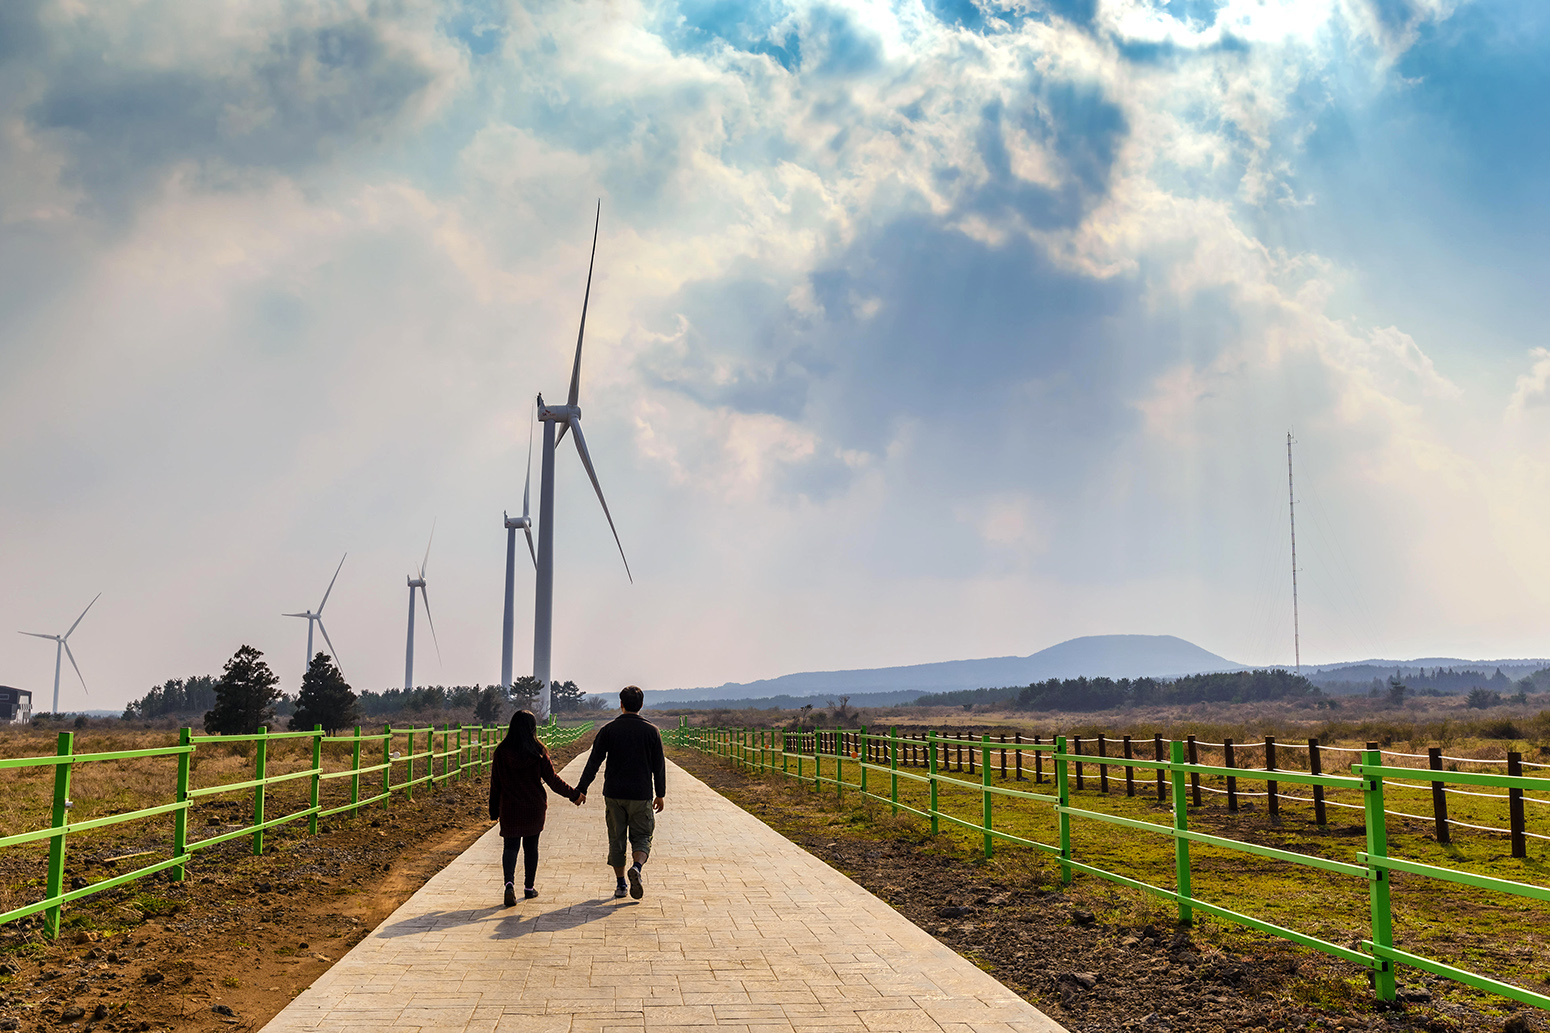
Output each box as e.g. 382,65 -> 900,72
575,685 -> 666,899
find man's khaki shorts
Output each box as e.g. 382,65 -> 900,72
604,797 -> 656,868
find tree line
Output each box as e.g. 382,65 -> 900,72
914,669 -> 1320,712
121,646 -> 608,736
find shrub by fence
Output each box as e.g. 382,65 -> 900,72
0,718 -> 593,937
667,723 -> 1549,1013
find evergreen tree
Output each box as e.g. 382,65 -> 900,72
550,679 -> 586,712
474,685 -> 505,723
204,645 -> 281,735
509,676 -> 542,711
288,653 -> 358,734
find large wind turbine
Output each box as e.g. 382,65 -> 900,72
19,593 -> 100,715
501,421 -> 538,689
404,524 -> 441,690
532,201 -> 632,716
283,553 -> 347,678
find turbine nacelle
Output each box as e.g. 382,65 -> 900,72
538,404 -> 581,423
504,511 -> 531,531
407,576 -> 427,588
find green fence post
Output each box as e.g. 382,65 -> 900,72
350,725 -> 363,815
308,725 -> 323,834
860,727 -> 868,796
382,725 -> 392,809
890,726 -> 899,816
1055,734 -> 1071,886
782,731 -> 789,777
1361,745 -> 1397,1003
253,726 -> 269,855
1170,739 -> 1192,924
173,727 -> 191,881
44,731 -> 74,938
404,726 -> 414,802
928,730 -> 939,836
837,731 -> 845,800
982,733 -> 993,858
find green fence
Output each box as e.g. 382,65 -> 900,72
0,717 -> 593,938
667,723 -> 1549,1012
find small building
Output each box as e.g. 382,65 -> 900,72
0,686 -> 33,724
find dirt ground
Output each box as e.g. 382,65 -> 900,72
666,748 -> 1546,1033
0,735 -> 594,1033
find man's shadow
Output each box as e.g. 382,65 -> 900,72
375,899 -> 635,940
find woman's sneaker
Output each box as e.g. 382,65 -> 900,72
524,887 -> 539,899
503,883 -> 517,907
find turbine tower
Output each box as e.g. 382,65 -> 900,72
283,553 -> 347,678
501,421 -> 538,689
404,524 -> 441,690
532,201 -> 632,717
19,593 -> 100,715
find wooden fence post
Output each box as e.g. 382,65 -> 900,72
1097,733 -> 1109,795
1073,735 -> 1084,792
1508,752 -> 1527,859
1000,734 -> 1007,779
1309,738 -> 1326,825
1015,732 -> 1025,781
1154,734 -> 1165,802
1265,736 -> 1278,821
1034,735 -> 1044,784
1224,738 -> 1238,813
1187,735 -> 1201,806
1428,747 -> 1449,844
1123,735 -> 1134,797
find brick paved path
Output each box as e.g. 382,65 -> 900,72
261,755 -> 1066,1033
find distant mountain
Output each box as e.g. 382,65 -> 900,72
646,635 -> 1244,706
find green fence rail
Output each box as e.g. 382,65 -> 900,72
666,722 -> 1549,1013
0,716 -> 593,938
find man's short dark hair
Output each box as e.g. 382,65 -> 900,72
619,685 -> 645,713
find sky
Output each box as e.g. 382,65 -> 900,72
3,0 -> 1550,710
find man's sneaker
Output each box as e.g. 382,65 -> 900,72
613,882 -> 628,899
628,864 -> 644,900
524,887 -> 538,900
503,883 -> 517,907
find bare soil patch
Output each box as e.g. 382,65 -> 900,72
669,747 -> 1546,1033
0,735 -> 592,1033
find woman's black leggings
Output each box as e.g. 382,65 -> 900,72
502,834 -> 540,888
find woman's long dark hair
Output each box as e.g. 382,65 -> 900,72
498,710 -> 547,759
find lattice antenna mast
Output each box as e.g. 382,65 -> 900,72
1287,431 -> 1301,675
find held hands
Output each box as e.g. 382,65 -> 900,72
653,796 -> 665,813
573,791 -> 587,806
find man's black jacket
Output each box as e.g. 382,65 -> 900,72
576,712 -> 666,801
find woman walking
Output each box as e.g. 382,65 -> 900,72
488,710 -> 582,905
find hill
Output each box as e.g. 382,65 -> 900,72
645,635 -> 1243,706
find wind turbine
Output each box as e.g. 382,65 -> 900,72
532,201 -> 632,716
501,420 -> 538,689
283,553 -> 347,678
19,593 -> 100,715
404,524 -> 441,690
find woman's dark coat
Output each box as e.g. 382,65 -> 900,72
488,741 -> 579,837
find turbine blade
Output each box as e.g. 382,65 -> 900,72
419,585 -> 442,664
63,641 -> 87,695
64,592 -> 101,640
567,417 -> 632,583
567,200 -> 600,409
524,525 -> 537,569
318,553 -> 347,611
523,415 -> 534,519
421,520 -> 436,579
317,620 -> 343,679
19,631 -> 58,640
556,420 -> 569,450
282,612 -> 311,619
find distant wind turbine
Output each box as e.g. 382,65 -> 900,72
532,201 -> 632,716
19,593 -> 100,715
501,419 -> 538,689
283,553 -> 347,678
404,523 -> 441,690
